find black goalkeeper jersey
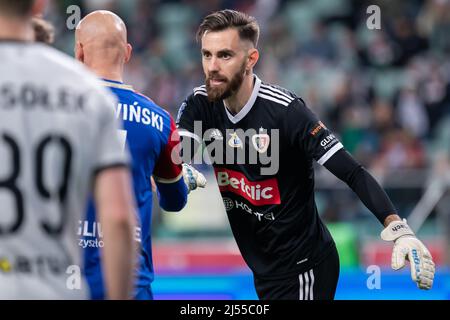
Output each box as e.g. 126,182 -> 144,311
176,75 -> 345,279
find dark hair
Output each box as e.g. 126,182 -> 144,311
196,9 -> 260,47
32,17 -> 55,44
0,0 -> 34,16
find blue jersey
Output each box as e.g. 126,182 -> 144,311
82,79 -> 187,299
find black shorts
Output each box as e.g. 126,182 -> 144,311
254,245 -> 340,300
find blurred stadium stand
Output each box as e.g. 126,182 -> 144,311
44,0 -> 450,299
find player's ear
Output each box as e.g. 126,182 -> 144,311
31,0 -> 47,16
247,48 -> 259,72
75,42 -> 84,63
124,43 -> 132,63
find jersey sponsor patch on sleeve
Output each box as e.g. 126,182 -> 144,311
309,121 -> 327,136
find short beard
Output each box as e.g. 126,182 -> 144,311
205,62 -> 246,103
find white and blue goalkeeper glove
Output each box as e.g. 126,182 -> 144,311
381,219 -> 435,290
182,163 -> 207,194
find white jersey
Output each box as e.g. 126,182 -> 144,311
0,42 -> 127,299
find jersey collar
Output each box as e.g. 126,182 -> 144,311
223,75 -> 261,124
100,78 -> 134,91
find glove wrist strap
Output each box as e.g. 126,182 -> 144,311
380,219 -> 415,241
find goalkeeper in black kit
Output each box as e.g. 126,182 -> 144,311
176,9 -> 435,300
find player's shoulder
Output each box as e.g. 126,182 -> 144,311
185,84 -> 210,104
192,84 -> 208,97
258,80 -> 305,108
176,84 -> 211,120
259,81 -> 298,100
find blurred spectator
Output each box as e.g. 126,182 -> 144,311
396,85 -> 429,138
417,0 -> 450,55
371,129 -> 426,174
300,22 -> 337,62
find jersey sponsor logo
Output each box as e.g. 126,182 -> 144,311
320,134 -> 338,149
0,258 -> 12,273
233,200 -> 275,222
77,220 -> 141,248
228,132 -> 243,148
78,220 -> 103,238
0,255 -> 70,275
215,168 -> 281,206
309,121 -> 327,136
251,127 -> 270,153
310,121 -> 327,136
115,102 -> 164,131
77,220 -> 104,248
79,238 -> 104,249
223,197 -> 234,211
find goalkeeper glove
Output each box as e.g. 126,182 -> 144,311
182,163 -> 207,193
381,219 -> 435,290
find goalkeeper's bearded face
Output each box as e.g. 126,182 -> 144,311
200,28 -> 251,102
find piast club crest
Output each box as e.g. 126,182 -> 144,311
252,127 -> 270,153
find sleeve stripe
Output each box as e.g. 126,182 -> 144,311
194,85 -> 206,92
259,86 -> 293,103
317,142 -> 344,165
260,84 -> 294,101
154,172 -> 183,184
178,130 -> 202,144
194,91 -> 208,96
